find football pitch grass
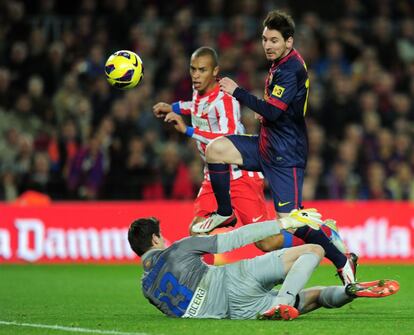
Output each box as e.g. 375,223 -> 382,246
1,264 -> 413,335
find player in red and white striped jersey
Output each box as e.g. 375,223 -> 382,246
153,47 -> 279,253
169,77 -> 262,182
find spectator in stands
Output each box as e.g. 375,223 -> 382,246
0,166 -> 18,202
303,156 -> 326,200
0,128 -> 20,168
151,142 -> 194,200
359,162 -> 392,200
325,161 -> 360,200
20,151 -> 64,199
0,0 -> 413,201
67,135 -> 106,200
123,136 -> 154,199
387,162 -> 414,201
48,118 -> 81,178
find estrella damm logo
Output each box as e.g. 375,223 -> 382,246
272,84 -> 285,98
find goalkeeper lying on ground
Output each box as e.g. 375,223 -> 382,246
128,209 -> 399,320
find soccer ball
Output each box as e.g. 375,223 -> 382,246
104,50 -> 144,90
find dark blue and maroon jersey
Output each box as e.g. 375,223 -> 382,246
233,49 -> 309,168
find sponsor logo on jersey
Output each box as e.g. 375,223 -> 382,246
192,115 -> 210,130
183,287 -> 207,317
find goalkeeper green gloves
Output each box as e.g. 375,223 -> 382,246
279,208 -> 323,230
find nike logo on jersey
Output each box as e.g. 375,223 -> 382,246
278,201 -> 291,207
252,215 -> 263,222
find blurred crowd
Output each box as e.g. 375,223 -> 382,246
1,0 -> 414,201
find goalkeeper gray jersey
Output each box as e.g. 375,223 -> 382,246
140,220 -> 282,318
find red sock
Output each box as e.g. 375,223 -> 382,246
293,236 -> 305,246
321,225 -> 333,238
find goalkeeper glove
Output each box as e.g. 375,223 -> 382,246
279,208 -> 323,230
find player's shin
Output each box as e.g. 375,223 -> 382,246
318,286 -> 353,308
275,250 -> 322,306
208,163 -> 232,216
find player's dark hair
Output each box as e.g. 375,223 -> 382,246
191,46 -> 219,67
128,217 -> 160,256
263,10 -> 295,40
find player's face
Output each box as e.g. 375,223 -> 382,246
190,55 -> 219,95
262,27 -> 293,61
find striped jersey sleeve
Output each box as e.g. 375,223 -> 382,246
172,101 -> 193,115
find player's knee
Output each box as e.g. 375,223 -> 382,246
205,138 -> 227,162
255,240 -> 273,252
255,235 -> 283,252
305,244 -> 325,259
206,138 -> 244,165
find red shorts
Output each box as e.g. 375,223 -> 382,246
194,175 -> 271,225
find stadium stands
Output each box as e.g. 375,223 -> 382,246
0,0 -> 413,201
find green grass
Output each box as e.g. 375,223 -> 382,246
0,264 -> 413,335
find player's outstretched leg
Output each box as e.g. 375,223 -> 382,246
257,304 -> 299,321
296,279 -> 400,315
345,279 -> 400,298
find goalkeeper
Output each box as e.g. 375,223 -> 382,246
128,209 -> 399,320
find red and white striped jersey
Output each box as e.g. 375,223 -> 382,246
172,84 -> 263,181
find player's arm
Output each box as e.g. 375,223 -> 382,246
153,101 -> 193,118
153,102 -> 172,118
215,208 -> 321,253
175,224 -> 282,256
171,101 -> 192,115
232,87 -> 283,122
179,209 -> 322,254
164,112 -> 187,134
219,72 -> 297,122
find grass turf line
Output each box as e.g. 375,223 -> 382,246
0,264 -> 412,335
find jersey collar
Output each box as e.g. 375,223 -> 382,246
271,48 -> 298,69
195,83 -> 220,99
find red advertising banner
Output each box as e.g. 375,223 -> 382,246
0,201 -> 413,263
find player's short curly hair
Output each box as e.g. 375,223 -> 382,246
128,217 -> 160,256
263,10 -> 295,40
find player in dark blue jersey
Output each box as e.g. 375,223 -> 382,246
192,10 -> 357,285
